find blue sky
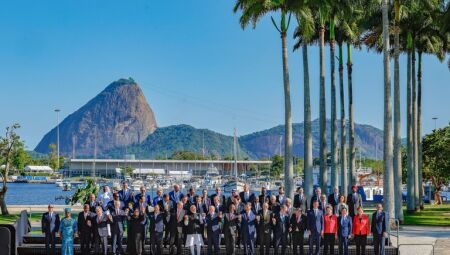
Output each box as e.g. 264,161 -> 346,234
0,0 -> 449,150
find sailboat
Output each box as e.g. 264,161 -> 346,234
222,128 -> 246,193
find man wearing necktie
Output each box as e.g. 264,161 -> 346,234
206,205 -> 222,255
153,189 -> 163,206
224,203 -> 239,255
290,208 -> 307,255
168,202 -> 185,255
111,201 -> 126,255
320,195 -> 328,215
258,202 -> 272,255
169,184 -> 184,205
338,207 -> 353,255
276,186 -> 286,205
347,185 -> 363,218
78,204 -> 93,255
371,203 -> 387,255
149,204 -> 166,255
42,204 -> 60,255
294,187 -> 308,214
239,203 -> 258,255
85,193 -> 99,213
93,206 -> 112,255
118,182 -> 131,206
272,205 -> 290,255
307,200 -> 324,255
328,186 -> 340,213
240,184 -> 255,203
310,187 -> 322,210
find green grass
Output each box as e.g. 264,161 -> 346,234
0,214 -> 19,224
403,203 -> 450,226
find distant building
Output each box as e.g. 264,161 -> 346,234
67,159 -> 271,178
24,165 -> 53,174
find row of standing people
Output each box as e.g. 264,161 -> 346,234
41,182 -> 388,255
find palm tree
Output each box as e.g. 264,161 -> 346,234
330,14 -> 339,191
233,0 -> 299,198
381,0 -> 395,222
393,0 -> 404,222
293,8 -> 316,198
406,32 -> 415,212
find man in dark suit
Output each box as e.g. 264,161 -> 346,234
259,186 -> 269,205
320,194 -> 329,215
169,184 -> 184,205
293,187 -> 308,213
268,195 -> 280,214
93,206 -> 112,255
149,204 -> 166,255
223,203 -> 239,255
118,181 -> 132,207
152,188 -> 164,206
307,200 -> 324,255
240,184 -> 255,204
167,202 -> 185,255
290,208 -> 307,255
272,205 -> 290,255
258,202 -> 272,255
41,204 -> 60,255
226,189 -> 239,208
276,186 -> 287,205
186,186 -> 197,205
347,185 -> 363,218
310,187 -> 322,210
160,194 -> 173,247
211,186 -> 226,206
205,205 -> 222,255
240,202 -> 258,255
107,193 -> 125,212
371,203 -> 387,255
338,207 -> 353,255
252,196 -> 262,215
111,201 -> 127,255
133,195 -> 148,214
328,186 -> 340,212
211,195 -> 225,213
85,193 -> 99,213
78,204 -> 94,255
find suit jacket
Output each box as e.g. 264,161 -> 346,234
269,202 -> 280,214
338,215 -> 352,237
205,213 -> 222,237
111,209 -> 126,234
371,211 -> 386,235
211,193 -> 226,206
347,192 -> 363,216
106,200 -> 125,212
192,202 -> 207,215
259,193 -> 269,205
289,214 -> 307,234
223,212 -> 239,236
211,203 -> 225,214
328,193 -> 340,208
152,196 -> 163,206
276,195 -> 287,205
133,201 -> 148,213
168,190 -> 184,205
272,213 -> 290,237
118,188 -> 133,205
293,194 -> 308,212
42,212 -> 60,234
320,200 -> 329,215
184,213 -> 203,235
148,211 -> 166,233
85,200 -> 100,213
240,211 -> 257,239
258,209 -> 273,234
187,193 -> 198,205
77,211 -> 94,234
239,191 -> 255,204
352,214 -> 370,235
309,194 -> 322,210
158,200 -> 173,212
134,193 -> 151,205
93,213 -> 111,237
167,208 -> 186,234
307,209 -> 324,235
252,202 -> 262,215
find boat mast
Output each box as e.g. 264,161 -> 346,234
233,128 -> 238,178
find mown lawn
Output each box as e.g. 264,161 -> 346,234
403,203 -> 450,226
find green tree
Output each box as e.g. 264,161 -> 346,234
0,124 -> 22,215
270,155 -> 284,179
234,0 -> 303,198
11,143 -> 31,172
48,143 -> 64,171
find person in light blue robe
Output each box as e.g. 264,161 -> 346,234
59,208 -> 78,255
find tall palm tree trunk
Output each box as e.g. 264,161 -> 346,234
393,0 -> 404,222
417,51 -> 424,210
303,44 -> 314,198
339,42 -> 348,197
330,18 -> 338,191
319,24 -> 328,194
382,0 -> 395,223
406,50 -> 415,212
347,43 -> 356,191
412,46 -> 420,212
281,31 -> 294,199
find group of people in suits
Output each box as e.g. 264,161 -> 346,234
41,182 -> 389,255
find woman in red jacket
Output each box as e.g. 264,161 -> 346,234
352,206 -> 370,255
322,205 -> 338,255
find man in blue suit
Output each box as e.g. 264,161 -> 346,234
168,184 -> 184,205
338,207 -> 353,255
371,203 -> 387,255
118,181 -> 132,206
41,204 -> 60,255
134,186 -> 151,205
111,201 -> 127,255
205,205 -> 222,255
307,200 -> 323,255
272,205 -> 290,255
240,202 -> 258,255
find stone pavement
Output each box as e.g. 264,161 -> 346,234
393,225 -> 450,255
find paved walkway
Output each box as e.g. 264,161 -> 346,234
394,226 -> 450,255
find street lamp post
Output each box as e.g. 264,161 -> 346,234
432,117 -> 438,130
55,109 -> 61,171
